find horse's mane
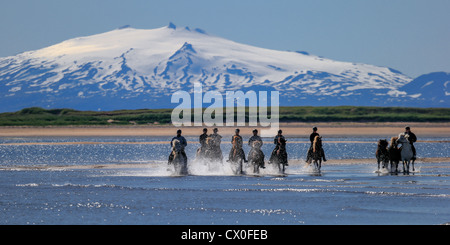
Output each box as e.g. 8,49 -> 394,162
313,135 -> 321,153
206,136 -> 212,145
390,136 -> 398,147
172,139 -> 180,151
232,135 -> 242,147
398,133 -> 409,139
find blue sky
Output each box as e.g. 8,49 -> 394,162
1,0 -> 449,77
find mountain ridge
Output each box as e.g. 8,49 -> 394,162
0,23 -> 447,112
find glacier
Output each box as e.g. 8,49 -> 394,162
0,23 -> 448,112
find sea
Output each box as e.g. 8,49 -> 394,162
0,135 -> 449,225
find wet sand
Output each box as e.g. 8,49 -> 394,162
0,122 -> 449,137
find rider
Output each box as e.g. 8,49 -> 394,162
169,129 -> 188,165
404,126 -> 417,160
306,126 -> 327,163
228,128 -> 247,163
248,129 -> 265,168
269,129 -> 288,166
197,128 -> 208,158
208,128 -> 223,161
199,128 -> 208,147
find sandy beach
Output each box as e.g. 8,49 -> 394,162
0,122 -> 449,137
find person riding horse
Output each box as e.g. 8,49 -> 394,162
269,129 -> 288,166
228,128 -> 247,163
207,128 -> 223,162
196,128 -> 208,160
169,129 -> 187,165
306,127 -> 327,163
404,126 -> 417,160
269,129 -> 288,174
248,129 -> 265,169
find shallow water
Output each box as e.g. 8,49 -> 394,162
0,136 -> 449,224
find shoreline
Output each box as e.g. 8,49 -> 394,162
0,122 -> 449,137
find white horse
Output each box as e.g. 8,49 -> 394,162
396,133 -> 415,173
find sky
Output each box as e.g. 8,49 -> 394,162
1,0 -> 449,78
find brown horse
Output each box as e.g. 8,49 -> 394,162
388,137 -> 401,173
375,139 -> 389,171
311,136 -> 324,171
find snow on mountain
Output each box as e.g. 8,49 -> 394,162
396,72 -> 450,105
0,23 -> 444,112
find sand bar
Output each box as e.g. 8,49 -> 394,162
0,122 -> 449,137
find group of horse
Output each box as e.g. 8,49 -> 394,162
376,133 -> 416,173
169,135 -> 288,176
169,132 -> 416,176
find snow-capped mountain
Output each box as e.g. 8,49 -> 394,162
396,72 -> 450,105
0,23 -> 447,112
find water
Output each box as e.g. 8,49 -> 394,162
0,136 -> 449,224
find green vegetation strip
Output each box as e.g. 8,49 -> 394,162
0,106 -> 448,126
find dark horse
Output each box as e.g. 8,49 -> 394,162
228,135 -> 246,175
375,139 -> 389,171
311,136 -> 324,171
168,139 -> 188,175
248,140 -> 265,174
269,136 -> 288,174
388,137 -> 401,173
198,136 -> 223,162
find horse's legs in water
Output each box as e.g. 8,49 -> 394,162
313,159 -> 321,171
278,162 -> 285,174
393,161 -> 398,173
403,160 -> 410,173
254,161 -> 259,174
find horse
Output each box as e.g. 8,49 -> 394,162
269,137 -> 288,174
375,139 -> 389,171
248,140 -> 265,174
311,136 -> 324,171
397,133 -> 415,173
204,135 -> 223,163
195,138 -> 208,161
388,137 -> 401,173
228,135 -> 246,175
168,139 -> 188,175
196,136 -> 223,169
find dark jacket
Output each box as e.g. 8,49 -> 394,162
405,131 -> 417,144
